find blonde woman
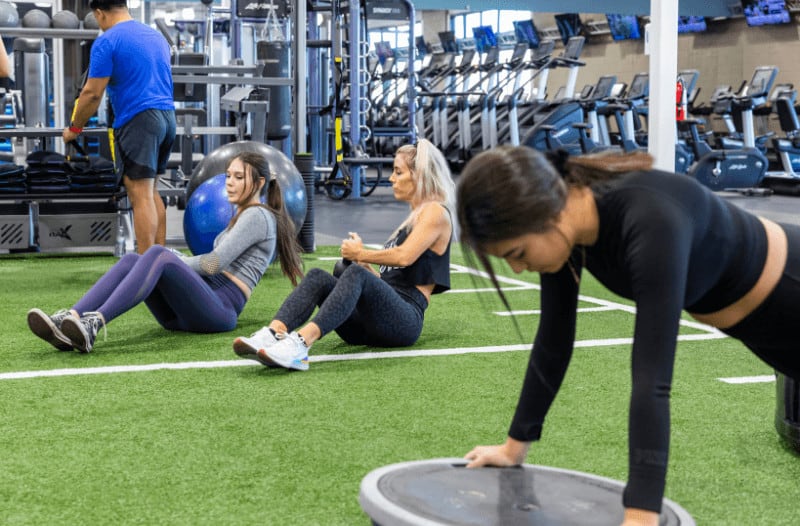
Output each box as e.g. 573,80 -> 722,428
233,139 -> 455,371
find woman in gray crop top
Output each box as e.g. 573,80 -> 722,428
27,152 -> 303,353
232,139 -> 455,372
455,146 -> 800,526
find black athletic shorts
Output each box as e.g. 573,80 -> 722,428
114,109 -> 176,180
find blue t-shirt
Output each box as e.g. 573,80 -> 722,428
89,20 -> 174,128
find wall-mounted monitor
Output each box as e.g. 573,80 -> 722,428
606,14 -> 641,41
741,0 -> 791,26
677,16 -> 707,33
513,19 -> 541,48
554,13 -> 584,45
471,25 -> 497,53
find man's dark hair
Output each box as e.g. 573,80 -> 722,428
89,0 -> 127,10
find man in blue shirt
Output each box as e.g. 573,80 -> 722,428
63,0 -> 176,254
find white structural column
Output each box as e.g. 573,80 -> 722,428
293,0 -> 308,153
648,0 -> 679,171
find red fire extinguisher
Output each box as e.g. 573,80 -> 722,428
676,79 -> 686,121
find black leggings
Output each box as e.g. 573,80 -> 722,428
722,222 -> 800,380
274,265 -> 427,347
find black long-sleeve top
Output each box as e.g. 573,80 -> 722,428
508,170 -> 767,511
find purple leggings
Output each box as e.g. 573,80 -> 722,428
72,245 -> 246,333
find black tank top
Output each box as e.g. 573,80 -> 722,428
380,224 -> 451,295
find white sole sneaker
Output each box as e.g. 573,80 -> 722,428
261,348 -> 309,371
261,335 -> 310,372
233,336 -> 278,367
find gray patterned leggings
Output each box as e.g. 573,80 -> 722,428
273,265 -> 427,347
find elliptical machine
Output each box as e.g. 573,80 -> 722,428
770,88 -> 800,177
520,36 -> 587,153
757,88 -> 800,196
686,67 -> 776,191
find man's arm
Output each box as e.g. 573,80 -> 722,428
63,76 -> 109,143
0,43 -> 10,79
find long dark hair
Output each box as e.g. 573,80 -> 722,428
226,152 -> 304,286
457,146 -> 652,310
458,146 -> 653,250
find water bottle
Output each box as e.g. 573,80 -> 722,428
114,220 -> 126,257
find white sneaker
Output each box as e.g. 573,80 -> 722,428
233,326 -> 281,366
260,332 -> 310,371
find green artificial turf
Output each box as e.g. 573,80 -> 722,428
1,246 -> 798,525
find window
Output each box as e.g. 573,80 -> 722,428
368,22 -> 422,51
451,10 -> 532,39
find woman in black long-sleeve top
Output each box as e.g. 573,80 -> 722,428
456,146 -> 799,526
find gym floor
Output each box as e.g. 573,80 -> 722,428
723,191 -> 800,226
6,170 -> 799,525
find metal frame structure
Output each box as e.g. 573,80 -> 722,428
313,0 -> 417,199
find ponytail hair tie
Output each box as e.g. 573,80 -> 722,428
545,148 -> 571,177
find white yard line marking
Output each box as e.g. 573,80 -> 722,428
447,263 -> 538,293
459,263 -> 722,336
718,375 -> 776,384
5,261 -> 731,381
0,360 -> 255,380
1,333 -> 727,381
496,306 -> 617,316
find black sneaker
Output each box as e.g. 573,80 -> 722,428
61,311 -> 106,353
27,308 -> 75,351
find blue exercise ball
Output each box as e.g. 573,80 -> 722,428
185,140 -> 306,237
183,174 -> 234,256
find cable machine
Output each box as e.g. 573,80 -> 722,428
310,0 -> 416,200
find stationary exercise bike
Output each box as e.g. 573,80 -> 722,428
757,88 -> 800,196
686,67 -> 776,191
